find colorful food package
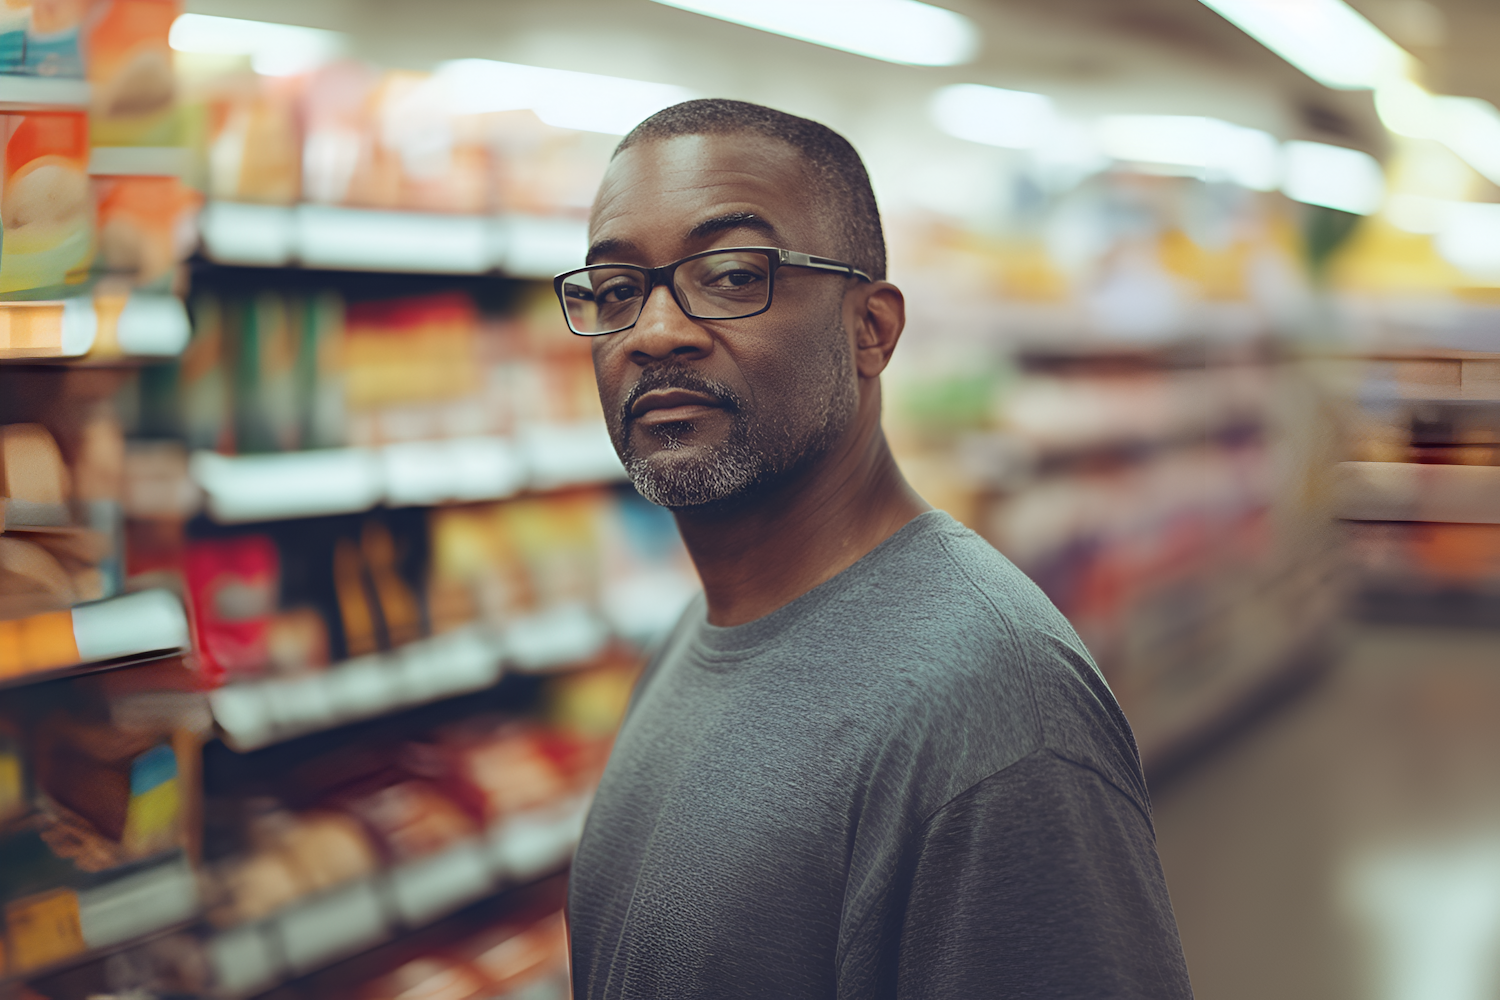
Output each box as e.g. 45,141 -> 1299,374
264,606 -> 329,676
0,422 -> 71,516
0,537 -> 77,615
302,64 -> 491,214
0,110 -> 94,297
92,174 -> 199,288
205,77 -> 301,204
184,534 -> 279,679
338,775 -> 477,862
357,955 -> 489,1000
413,724 -> 570,825
464,911 -> 569,996
0,0 -> 89,78
428,492 -> 606,628
342,293 -> 481,445
0,720 -> 28,826
32,718 -> 183,857
86,0 -> 179,147
210,807 -> 379,924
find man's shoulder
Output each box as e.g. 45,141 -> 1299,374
849,512 -> 1150,817
855,511 -> 1092,678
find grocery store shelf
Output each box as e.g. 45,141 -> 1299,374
2,853 -> 198,986
211,626 -> 504,750
1335,461 -> 1500,524
0,75 -> 89,108
210,607 -> 610,751
0,293 -> 189,364
199,202 -> 588,278
0,298 -> 99,361
0,589 -> 192,690
190,423 -> 625,523
204,796 -> 587,998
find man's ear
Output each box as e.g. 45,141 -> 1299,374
851,282 -> 906,379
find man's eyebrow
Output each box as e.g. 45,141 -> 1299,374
687,211 -> 780,243
586,237 -> 638,264
585,213 -> 781,265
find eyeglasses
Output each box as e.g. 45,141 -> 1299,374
553,246 -> 873,337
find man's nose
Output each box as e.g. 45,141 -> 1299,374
622,284 -> 713,364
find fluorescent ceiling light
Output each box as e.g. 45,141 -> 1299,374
929,84 -> 1055,149
169,13 -> 344,76
1197,0 -> 1410,89
1386,193 -> 1454,235
1282,140 -> 1385,214
1377,81 -> 1500,188
1097,115 -> 1280,191
1433,203 -> 1500,280
649,0 -> 978,66
434,59 -> 694,135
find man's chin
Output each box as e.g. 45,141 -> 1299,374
622,443 -> 763,510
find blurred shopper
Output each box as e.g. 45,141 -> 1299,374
558,99 -> 1193,999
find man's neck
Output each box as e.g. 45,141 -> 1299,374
672,423 -> 931,627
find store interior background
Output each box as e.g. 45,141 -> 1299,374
4,0 -> 1500,997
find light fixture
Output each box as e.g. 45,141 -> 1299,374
1434,203 -> 1500,279
649,0 -> 979,66
1281,140 -> 1385,215
1377,82 -> 1500,188
929,84 -> 1055,149
1096,115 -> 1281,191
168,13 -> 345,76
434,59 -> 694,136
1197,0 -> 1411,90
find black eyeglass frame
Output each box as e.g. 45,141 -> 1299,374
553,246 -> 874,337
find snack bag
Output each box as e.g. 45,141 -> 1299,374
0,110 -> 94,297
86,0 -> 178,146
0,0 -> 89,78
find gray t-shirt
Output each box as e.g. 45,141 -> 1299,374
568,511 -> 1193,999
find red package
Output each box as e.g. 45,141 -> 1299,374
184,535 -> 278,679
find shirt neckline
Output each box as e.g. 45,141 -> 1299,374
688,509 -> 955,663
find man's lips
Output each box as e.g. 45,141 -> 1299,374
629,388 -> 726,425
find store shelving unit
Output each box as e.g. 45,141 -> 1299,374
0,589 -> 191,689
188,423 -> 624,524
203,796 -> 585,998
199,202 -> 588,280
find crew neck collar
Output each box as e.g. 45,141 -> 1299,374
689,509 -> 953,660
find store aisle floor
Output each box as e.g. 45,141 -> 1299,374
1152,624 -> 1500,1000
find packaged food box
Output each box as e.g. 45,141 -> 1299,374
87,0 -> 179,147
0,109 -> 94,297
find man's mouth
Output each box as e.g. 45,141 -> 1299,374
629,388 -> 727,426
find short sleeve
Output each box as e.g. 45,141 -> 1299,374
893,750 -> 1194,999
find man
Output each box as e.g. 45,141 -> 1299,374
559,99 -> 1193,999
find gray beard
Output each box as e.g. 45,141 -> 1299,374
616,323 -> 857,510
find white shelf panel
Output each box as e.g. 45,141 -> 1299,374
71,589 -> 192,663
199,202 -> 588,278
211,625 -> 506,751
0,75 -> 89,107
191,424 -> 625,524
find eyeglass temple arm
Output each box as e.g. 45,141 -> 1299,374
779,250 -> 873,283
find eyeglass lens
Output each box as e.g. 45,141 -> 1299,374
560,250 -> 773,335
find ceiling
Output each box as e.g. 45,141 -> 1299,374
178,0 -> 1498,173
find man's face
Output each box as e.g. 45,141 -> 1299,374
587,133 -> 860,510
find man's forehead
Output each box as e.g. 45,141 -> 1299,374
588,134 -> 820,261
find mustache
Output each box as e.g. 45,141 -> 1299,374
621,365 -> 743,427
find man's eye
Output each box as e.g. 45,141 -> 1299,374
600,282 -> 643,303
706,270 -> 762,288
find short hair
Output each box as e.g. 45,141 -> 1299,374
615,99 -> 887,281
